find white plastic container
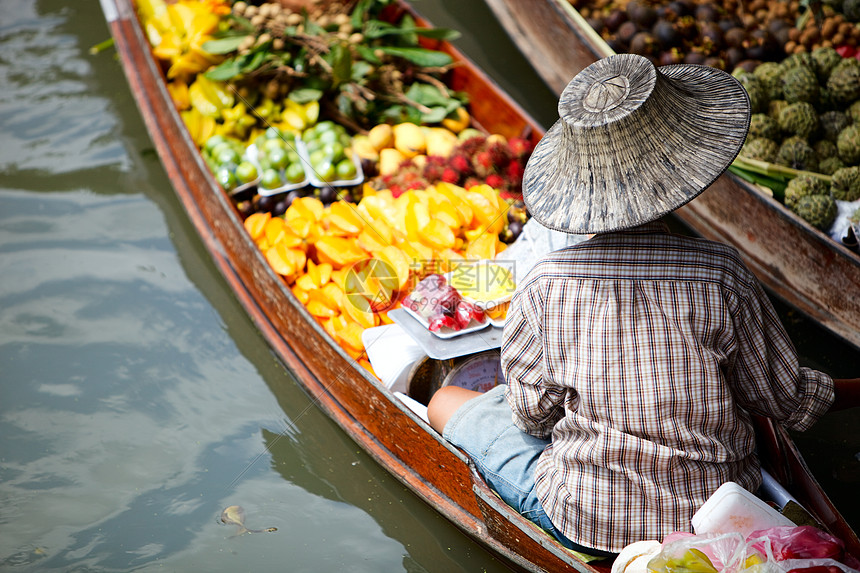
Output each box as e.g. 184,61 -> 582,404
691,481 -> 795,537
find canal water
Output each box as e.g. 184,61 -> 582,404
0,1 -> 857,571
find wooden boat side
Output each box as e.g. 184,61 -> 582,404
102,1 -> 607,571
484,0 -> 860,352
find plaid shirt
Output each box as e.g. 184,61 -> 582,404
501,222 -> 833,553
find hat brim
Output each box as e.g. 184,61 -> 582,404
523,61 -> 751,234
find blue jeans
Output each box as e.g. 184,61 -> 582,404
443,385 -> 610,557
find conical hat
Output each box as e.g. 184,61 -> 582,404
523,54 -> 750,234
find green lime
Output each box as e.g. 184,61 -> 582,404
318,129 -> 339,145
287,150 -> 301,164
315,120 -> 336,133
304,138 -> 323,154
322,142 -> 345,162
265,126 -> 283,139
285,162 -> 306,184
235,161 -> 259,184
216,166 -> 237,191
216,147 -> 241,167
204,134 -> 227,154
260,167 -> 282,190
335,158 -> 357,180
268,147 -> 290,171
314,160 -> 335,183
262,138 -> 286,153
309,149 -> 328,167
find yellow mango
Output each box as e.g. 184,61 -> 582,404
286,196 -> 325,223
352,135 -> 379,161
377,246 -> 412,291
265,243 -> 296,277
243,212 -> 271,241
425,127 -> 458,157
367,123 -> 394,151
264,216 -> 287,245
328,201 -> 365,235
335,320 -> 366,353
306,299 -> 338,318
342,294 -> 379,329
295,273 -> 317,292
357,227 -> 390,254
292,284 -> 310,305
465,233 -> 497,261
419,219 -> 456,250
315,236 -> 368,268
405,201 -> 431,242
441,107 -> 470,133
378,147 -> 406,176
321,282 -> 345,311
393,122 -> 426,158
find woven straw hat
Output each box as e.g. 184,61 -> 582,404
523,54 -> 750,234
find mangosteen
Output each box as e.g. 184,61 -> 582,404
508,221 -> 524,241
746,29 -> 779,60
718,19 -> 738,33
695,4 -> 719,22
605,9 -> 628,32
272,198 -> 288,216
700,22 -> 725,52
735,59 -> 759,73
627,0 -> 657,28
675,16 -> 698,41
659,50 -> 683,65
703,57 -> 726,70
236,200 -> 256,218
653,20 -> 681,49
318,186 -> 337,204
683,51 -> 707,65
256,194 -> 276,213
629,31 -> 659,56
616,20 -> 640,45
284,189 -> 302,208
359,157 -> 378,178
725,47 -> 746,69
663,1 -> 690,19
724,27 -> 747,49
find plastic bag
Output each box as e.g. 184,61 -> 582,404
746,526 -> 860,573
748,527 -> 844,562
647,533 -> 756,573
648,527 -> 859,573
402,274 -> 485,332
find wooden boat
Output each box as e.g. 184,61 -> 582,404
100,0 -> 860,570
485,0 -> 860,352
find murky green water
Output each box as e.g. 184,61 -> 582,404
0,1 -> 857,571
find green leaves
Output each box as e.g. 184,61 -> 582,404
377,46 -> 452,67
363,19 -> 460,42
201,35 -> 246,54
204,49 -> 267,81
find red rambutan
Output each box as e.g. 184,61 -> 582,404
485,173 -> 505,189
441,168 -> 460,183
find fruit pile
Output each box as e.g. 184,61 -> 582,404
136,0 -> 536,365
242,182 -> 513,358
733,51 -> 860,230
572,0 -> 860,71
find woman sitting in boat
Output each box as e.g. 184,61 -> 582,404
427,53 -> 860,557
